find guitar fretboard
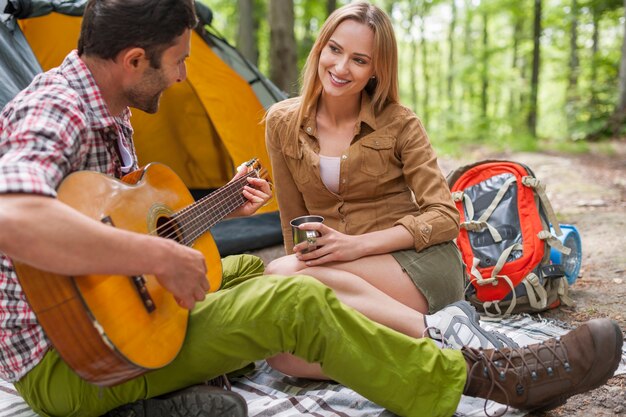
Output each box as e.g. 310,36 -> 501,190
171,171 -> 256,246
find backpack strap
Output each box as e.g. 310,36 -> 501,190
522,176 -> 572,255
557,276 -> 575,306
469,257 -> 496,285
482,275 -> 517,317
537,230 -> 571,255
452,174 -> 518,244
521,176 -> 560,232
492,243 -> 523,280
452,191 -> 502,240
537,230 -> 572,255
521,272 -> 548,310
522,175 -> 571,255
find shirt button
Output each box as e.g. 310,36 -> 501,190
421,226 -> 430,233
306,127 -> 312,133
342,179 -> 346,184
341,155 -> 347,160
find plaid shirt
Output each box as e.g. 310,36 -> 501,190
0,50 -> 137,382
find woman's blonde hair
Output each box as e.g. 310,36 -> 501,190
282,2 -> 399,139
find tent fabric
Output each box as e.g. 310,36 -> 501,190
201,29 -> 286,110
19,13 -> 280,212
5,0 -> 86,18
2,0 -> 285,254
0,1 -> 41,108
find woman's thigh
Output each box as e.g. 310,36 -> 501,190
270,242 -> 465,314
322,254 -> 427,311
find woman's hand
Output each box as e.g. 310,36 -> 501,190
293,222 -> 364,265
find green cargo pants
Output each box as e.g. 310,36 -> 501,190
15,254 -> 466,417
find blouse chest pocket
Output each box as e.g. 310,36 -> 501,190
359,136 -> 395,176
283,141 -> 311,185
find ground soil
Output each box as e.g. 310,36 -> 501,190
250,140 -> 626,417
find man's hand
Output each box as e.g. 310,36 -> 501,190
228,163 -> 273,217
153,240 -> 210,310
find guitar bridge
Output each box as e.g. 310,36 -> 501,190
131,275 -> 156,313
101,216 -> 156,314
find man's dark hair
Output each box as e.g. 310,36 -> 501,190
78,0 -> 198,68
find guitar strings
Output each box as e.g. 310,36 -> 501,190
147,171 -> 258,244
179,180 -> 247,245
182,182 -> 248,245
178,171 -> 253,240
149,173 -> 251,242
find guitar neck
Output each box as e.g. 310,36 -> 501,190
174,171 -> 257,246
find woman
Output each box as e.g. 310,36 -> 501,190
264,2 -> 505,379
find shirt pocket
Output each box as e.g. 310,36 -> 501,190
283,140 -> 311,185
359,135 -> 394,176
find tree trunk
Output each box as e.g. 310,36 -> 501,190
409,1 -> 419,112
419,5 -> 430,125
447,0 -> 457,128
527,0 -> 541,137
508,15 -> 522,116
481,12 -> 489,119
237,0 -> 259,66
590,5 -> 599,106
326,0 -> 337,17
269,0 -> 298,96
568,0 -> 579,90
565,0 -> 579,133
463,0 -> 475,125
608,0 -> 626,135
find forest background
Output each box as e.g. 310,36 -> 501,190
199,0 -> 626,154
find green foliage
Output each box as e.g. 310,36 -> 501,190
212,0 -> 624,146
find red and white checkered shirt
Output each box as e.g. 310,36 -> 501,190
0,50 -> 138,382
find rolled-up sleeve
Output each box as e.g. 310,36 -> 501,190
393,114 -> 460,251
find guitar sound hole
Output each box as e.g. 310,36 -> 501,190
156,216 -> 184,243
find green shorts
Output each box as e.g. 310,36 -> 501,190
391,241 -> 465,313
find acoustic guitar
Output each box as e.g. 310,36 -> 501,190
13,159 -> 268,387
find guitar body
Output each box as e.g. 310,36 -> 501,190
14,163 -> 223,386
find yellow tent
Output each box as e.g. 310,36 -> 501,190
20,12 -> 279,214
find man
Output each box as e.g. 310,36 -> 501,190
0,1 -> 623,417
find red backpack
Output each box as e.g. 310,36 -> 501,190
447,160 -> 574,317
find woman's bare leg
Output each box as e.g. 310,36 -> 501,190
265,254 -> 430,379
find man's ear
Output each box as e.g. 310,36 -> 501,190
119,47 -> 148,71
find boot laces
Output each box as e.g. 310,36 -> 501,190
464,336 -> 571,417
423,325 -> 458,349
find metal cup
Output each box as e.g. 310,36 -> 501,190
290,215 -> 324,254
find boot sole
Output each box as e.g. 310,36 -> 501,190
148,387 -> 248,417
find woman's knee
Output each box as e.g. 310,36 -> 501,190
265,254 -> 303,275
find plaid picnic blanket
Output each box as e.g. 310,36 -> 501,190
1,315 -> 624,417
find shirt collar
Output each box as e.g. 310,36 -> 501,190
60,50 -> 132,131
301,92 -> 378,137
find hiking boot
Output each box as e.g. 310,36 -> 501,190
424,301 -> 518,349
104,384 -> 248,417
462,318 -> 624,415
